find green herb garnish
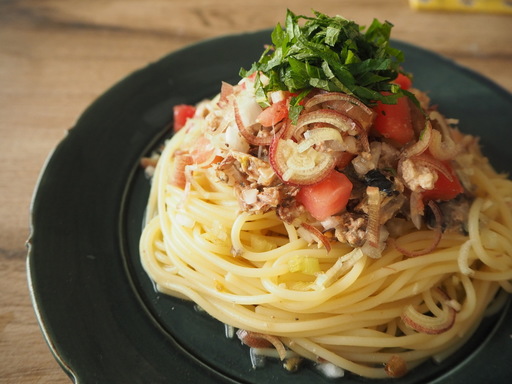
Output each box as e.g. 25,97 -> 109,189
241,10 -> 414,112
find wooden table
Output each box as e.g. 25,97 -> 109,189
1,1 -> 511,382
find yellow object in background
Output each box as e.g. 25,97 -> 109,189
409,0 -> 512,14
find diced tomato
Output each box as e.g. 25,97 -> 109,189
422,162 -> 464,202
256,99 -> 288,127
373,94 -> 414,145
393,73 -> 412,90
296,170 -> 353,221
173,104 -> 196,131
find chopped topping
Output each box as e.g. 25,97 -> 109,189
240,10 -> 416,109
166,11 -> 471,256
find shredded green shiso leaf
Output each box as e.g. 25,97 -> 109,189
240,10 -> 415,120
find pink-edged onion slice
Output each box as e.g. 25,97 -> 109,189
365,186 -> 382,249
234,101 -> 276,146
401,288 -> 457,335
218,81 -> 234,107
408,190 -> 425,230
301,223 -> 332,252
413,154 -> 454,182
236,329 -> 287,361
170,152 -> 193,189
303,92 -> 375,130
292,109 -> 359,140
296,127 -> 344,153
269,137 -> 336,185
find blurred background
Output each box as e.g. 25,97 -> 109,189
0,0 -> 511,382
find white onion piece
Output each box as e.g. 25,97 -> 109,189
241,188 -> 259,205
314,248 -> 363,289
224,123 -> 250,153
235,92 -> 262,126
269,90 -> 287,103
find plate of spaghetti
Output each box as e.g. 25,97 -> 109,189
29,10 -> 512,384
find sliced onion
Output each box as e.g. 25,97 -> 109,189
218,81 -> 234,107
428,110 -> 460,161
358,128 -> 371,153
300,223 -> 332,252
457,239 -> 475,276
395,200 -> 442,257
409,190 -> 425,230
365,186 -> 382,249
234,100 -> 275,146
269,137 -> 336,185
241,188 -> 259,205
236,329 -> 272,348
402,120 -> 432,158
189,136 -> 220,168
224,123 -> 250,153
304,92 -> 375,130
296,127 -> 344,153
236,329 -> 287,360
429,129 -> 460,161
314,248 -> 363,288
401,288 -> 457,335
292,109 -> 359,140
410,153 -> 454,182
170,152 -> 193,189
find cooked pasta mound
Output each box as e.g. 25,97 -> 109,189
139,11 -> 512,379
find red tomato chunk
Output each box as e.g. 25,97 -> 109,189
173,104 -> 196,131
392,73 -> 412,90
422,162 -> 464,202
296,170 -> 353,221
373,95 -> 414,145
257,100 -> 288,127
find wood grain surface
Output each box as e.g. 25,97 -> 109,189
1,1 -> 511,382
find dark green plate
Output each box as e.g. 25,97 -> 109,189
28,29 -> 512,383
